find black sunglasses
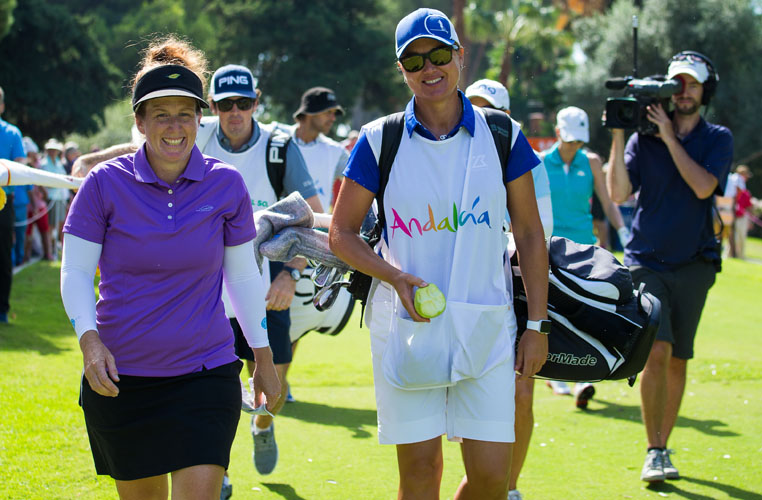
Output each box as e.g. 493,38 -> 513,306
216,97 -> 255,112
399,45 -> 454,73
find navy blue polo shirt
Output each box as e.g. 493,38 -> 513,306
624,118 -> 733,271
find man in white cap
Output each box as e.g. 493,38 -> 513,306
465,77 -> 552,500
607,51 -> 733,483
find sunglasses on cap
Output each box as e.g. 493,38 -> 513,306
216,97 -> 255,112
672,53 -> 705,65
398,45 -> 455,73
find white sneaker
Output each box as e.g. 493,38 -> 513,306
640,449 -> 665,482
663,449 -> 680,479
546,380 -> 571,395
508,489 -> 523,500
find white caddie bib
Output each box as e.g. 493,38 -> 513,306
365,109 -> 517,390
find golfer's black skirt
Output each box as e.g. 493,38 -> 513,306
79,360 -> 242,481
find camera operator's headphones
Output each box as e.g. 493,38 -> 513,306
668,51 -> 719,105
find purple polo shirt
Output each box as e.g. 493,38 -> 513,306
64,145 -> 256,377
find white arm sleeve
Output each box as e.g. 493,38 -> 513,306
60,233 -> 101,340
223,241 -> 269,349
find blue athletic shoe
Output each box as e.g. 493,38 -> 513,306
252,420 -> 278,475
286,384 -> 295,403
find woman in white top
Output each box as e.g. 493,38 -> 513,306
330,9 -> 549,500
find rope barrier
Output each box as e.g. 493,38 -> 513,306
12,199 -> 63,227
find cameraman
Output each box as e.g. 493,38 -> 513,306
607,52 -> 733,483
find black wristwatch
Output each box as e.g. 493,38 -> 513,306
282,266 -> 301,282
526,319 -> 551,335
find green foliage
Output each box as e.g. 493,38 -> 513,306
2,245 -> 762,498
561,0 -> 762,160
0,0 -> 119,143
206,0 -> 410,123
0,0 -> 15,40
465,0 -> 575,128
65,99 -> 134,154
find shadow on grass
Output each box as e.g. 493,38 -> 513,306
584,398 -> 739,437
280,400 -> 376,438
0,261 -> 74,355
0,323 -> 70,355
646,476 -> 762,499
260,482 -> 307,500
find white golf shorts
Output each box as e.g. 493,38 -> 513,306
368,283 -> 516,445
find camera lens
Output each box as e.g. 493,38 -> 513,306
616,104 -> 636,124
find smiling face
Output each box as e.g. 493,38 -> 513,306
398,38 -> 462,104
671,74 -> 704,116
135,96 -> 201,172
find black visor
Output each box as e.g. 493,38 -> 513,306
132,64 -> 209,111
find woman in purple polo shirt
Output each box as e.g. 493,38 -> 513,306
60,37 -> 280,499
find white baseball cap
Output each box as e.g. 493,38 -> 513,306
556,106 -> 590,143
465,79 -> 510,111
667,57 -> 710,84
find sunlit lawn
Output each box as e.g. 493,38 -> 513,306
1,255 -> 760,499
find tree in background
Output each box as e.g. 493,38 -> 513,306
205,0 -> 416,127
0,0 -> 15,40
0,0 -> 118,143
458,0 -> 574,131
561,0 -> 762,178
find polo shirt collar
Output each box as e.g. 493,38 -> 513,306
216,117 -> 260,153
680,116 -> 707,143
133,143 -> 206,184
404,90 -> 475,140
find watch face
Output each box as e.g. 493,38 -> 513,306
540,320 -> 552,334
290,269 -> 302,281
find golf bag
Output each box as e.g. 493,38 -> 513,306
513,236 -> 660,383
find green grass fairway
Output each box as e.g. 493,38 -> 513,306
1,244 -> 761,499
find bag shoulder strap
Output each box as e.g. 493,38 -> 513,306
481,107 -> 513,171
266,128 -> 291,199
375,112 -> 405,234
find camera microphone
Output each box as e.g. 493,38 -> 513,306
605,77 -> 631,90
627,78 -> 683,98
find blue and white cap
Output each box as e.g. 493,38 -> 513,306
395,8 -> 460,59
465,79 -> 511,111
211,64 -> 258,102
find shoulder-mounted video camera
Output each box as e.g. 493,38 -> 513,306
603,76 -> 681,135
602,16 -> 687,135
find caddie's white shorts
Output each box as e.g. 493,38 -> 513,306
368,283 -> 516,445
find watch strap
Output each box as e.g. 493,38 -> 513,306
282,266 -> 300,281
526,319 -> 551,335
